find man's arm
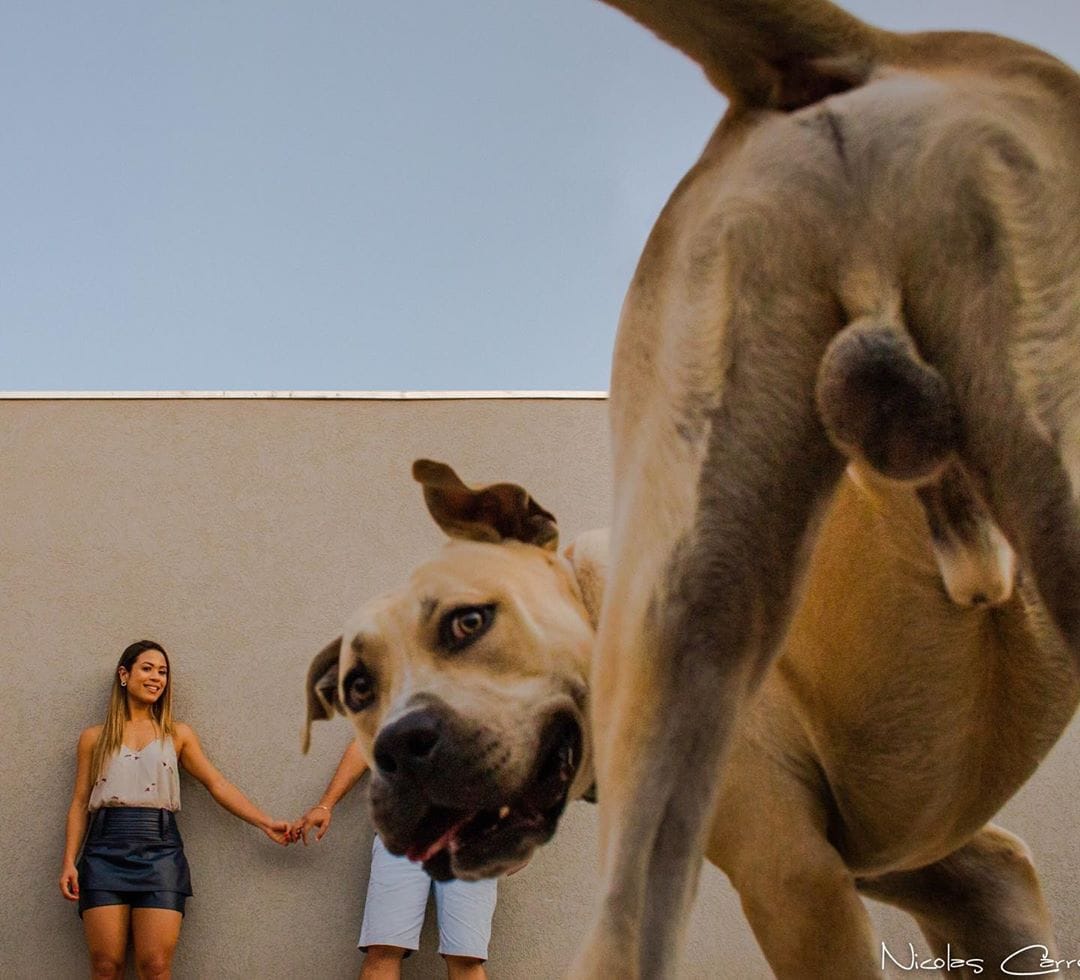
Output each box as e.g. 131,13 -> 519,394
294,739 -> 369,844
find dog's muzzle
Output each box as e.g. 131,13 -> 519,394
370,704 -> 583,881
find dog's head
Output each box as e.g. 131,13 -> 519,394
304,460 -> 607,880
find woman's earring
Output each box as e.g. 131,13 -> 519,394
121,680 -> 127,687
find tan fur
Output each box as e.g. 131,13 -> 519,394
303,2 -> 1078,973
575,0 -> 1080,976
304,469 -> 597,881
305,456 -> 1076,975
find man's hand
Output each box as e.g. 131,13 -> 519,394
293,804 -> 332,845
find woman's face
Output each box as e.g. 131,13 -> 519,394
119,650 -> 169,706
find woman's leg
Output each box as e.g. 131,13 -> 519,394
82,903 -> 130,980
130,906 -> 182,980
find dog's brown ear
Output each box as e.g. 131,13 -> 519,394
412,459 -> 559,550
302,637 -> 343,754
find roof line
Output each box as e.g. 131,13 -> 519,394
0,389 -> 609,401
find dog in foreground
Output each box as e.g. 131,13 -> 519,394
306,0 -> 1080,976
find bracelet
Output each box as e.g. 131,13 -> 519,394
312,804 -> 332,814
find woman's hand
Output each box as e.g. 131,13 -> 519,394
59,861 -> 80,901
293,805 -> 332,845
61,728 -> 97,903
261,819 -> 292,846
261,819 -> 292,845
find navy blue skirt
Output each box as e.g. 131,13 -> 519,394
77,807 -> 192,915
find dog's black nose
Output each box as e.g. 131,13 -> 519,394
373,709 -> 444,781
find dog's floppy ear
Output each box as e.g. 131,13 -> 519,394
412,459 -> 559,550
302,637 -> 343,754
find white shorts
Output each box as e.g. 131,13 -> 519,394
357,835 -> 499,961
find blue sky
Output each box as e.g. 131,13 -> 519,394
3,1 -> 1076,392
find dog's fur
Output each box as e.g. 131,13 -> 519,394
575,0 -> 1080,975
304,461 -> 598,882
306,453 -> 1076,977
306,1 -> 1079,975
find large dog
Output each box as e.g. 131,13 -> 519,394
307,0 -> 1080,976
306,455 -> 1075,977
575,0 -> 1080,975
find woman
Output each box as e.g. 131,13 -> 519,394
59,640 -> 290,980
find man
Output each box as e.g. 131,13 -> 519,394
294,741 -> 499,980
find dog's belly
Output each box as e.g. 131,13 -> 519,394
755,475 -> 1080,875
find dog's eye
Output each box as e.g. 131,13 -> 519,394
440,605 -> 495,651
343,665 -> 376,712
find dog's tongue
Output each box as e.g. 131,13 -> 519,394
409,813 -> 474,864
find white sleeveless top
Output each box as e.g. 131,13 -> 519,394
88,736 -> 182,812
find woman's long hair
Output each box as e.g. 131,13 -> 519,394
91,640 -> 175,784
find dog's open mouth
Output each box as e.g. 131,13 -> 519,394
403,714 -> 581,879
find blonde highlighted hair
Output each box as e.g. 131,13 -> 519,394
91,640 -> 176,784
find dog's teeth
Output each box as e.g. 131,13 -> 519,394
498,805 -> 510,820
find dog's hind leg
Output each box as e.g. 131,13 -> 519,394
576,243 -> 847,976
859,825 -> 1058,978
707,746 -> 881,979
895,119 -> 1080,657
951,373 -> 1080,656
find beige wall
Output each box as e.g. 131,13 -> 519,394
1,396 -> 1078,979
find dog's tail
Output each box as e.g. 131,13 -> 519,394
598,0 -> 893,110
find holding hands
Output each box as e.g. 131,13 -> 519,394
287,740 -> 369,845
261,818 -> 294,846
289,803 -> 333,845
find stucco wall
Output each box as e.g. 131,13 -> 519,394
1,396 -> 1078,978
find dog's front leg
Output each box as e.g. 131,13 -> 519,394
577,275 -> 846,977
